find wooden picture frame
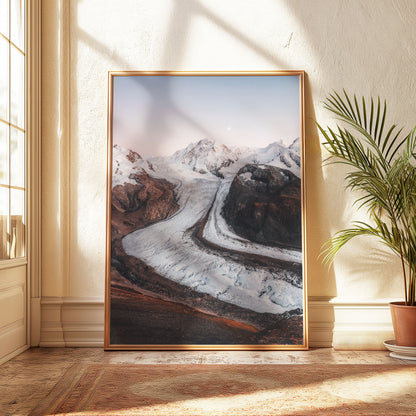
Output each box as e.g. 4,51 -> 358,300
105,71 -> 307,350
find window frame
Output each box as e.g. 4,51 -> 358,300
0,0 -> 27,266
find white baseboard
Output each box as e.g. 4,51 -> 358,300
308,297 -> 334,348
330,299 -> 395,350
40,297 -> 104,347
39,296 -> 395,349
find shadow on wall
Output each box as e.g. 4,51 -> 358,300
283,0 -> 416,299
68,0 -> 339,300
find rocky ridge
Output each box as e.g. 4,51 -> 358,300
222,164 -> 302,249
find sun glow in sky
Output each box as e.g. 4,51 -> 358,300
112,74 -> 301,156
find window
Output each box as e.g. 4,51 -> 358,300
0,0 -> 25,260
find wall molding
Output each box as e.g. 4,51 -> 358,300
40,296 -> 395,349
330,299 -> 396,350
0,345 -> 29,366
40,296 -> 104,347
310,297 -> 396,349
308,297 -> 334,348
27,0 -> 42,347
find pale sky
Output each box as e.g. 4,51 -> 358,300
112,74 -> 301,157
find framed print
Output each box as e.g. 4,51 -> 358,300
105,71 -> 307,350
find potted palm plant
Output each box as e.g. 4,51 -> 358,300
318,91 -> 416,347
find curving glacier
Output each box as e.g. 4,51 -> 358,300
120,139 -> 303,316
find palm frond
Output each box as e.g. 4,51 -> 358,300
318,91 -> 416,305
320,91 -> 411,165
321,221 -> 392,265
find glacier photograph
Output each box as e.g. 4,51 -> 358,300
107,73 -> 306,347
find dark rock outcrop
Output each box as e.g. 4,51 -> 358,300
125,149 -> 142,163
222,164 -> 302,249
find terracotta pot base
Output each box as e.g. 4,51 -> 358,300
390,302 -> 416,347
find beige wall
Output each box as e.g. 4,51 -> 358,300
40,0 -> 416,347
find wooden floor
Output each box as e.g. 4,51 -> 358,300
0,347 -> 413,415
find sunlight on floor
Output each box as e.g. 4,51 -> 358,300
51,367 -> 416,416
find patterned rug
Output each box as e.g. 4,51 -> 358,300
30,364 -> 416,415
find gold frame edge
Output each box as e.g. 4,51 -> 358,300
104,70 -> 308,351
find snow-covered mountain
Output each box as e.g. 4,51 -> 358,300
113,137 -> 300,180
171,139 -> 242,178
113,144 -> 141,164
112,144 -> 141,187
112,144 -> 159,187
169,138 -> 301,178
